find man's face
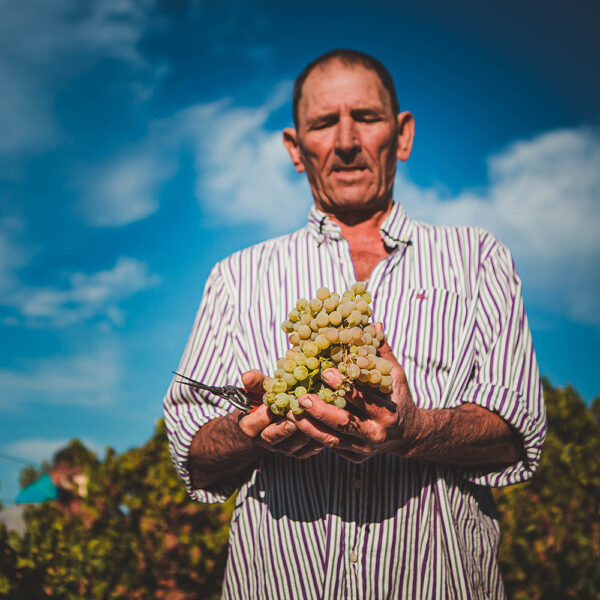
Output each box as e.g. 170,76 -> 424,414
285,60 -> 413,215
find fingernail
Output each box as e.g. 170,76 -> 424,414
299,397 -> 313,409
285,422 -> 297,432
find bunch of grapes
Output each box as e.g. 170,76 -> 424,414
262,282 -> 394,415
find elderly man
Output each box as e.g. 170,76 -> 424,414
164,49 -> 546,599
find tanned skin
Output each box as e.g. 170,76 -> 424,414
188,60 -> 524,491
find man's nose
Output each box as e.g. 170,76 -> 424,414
335,117 -> 360,158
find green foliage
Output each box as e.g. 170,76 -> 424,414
1,381 -> 598,598
0,422 -> 233,599
494,379 -> 600,599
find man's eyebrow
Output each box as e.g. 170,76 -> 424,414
350,107 -> 385,118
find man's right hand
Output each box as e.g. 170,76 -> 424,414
238,370 -> 323,460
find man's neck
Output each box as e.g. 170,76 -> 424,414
321,201 -> 394,281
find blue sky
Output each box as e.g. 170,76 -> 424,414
1,0 -> 599,503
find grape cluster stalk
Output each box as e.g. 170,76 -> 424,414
262,282 -> 394,415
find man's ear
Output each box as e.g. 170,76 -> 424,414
283,128 -> 305,174
395,111 -> 415,162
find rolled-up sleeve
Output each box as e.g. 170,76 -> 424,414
453,240 -> 547,487
163,265 -> 245,503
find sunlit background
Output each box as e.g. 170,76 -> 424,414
1,0 -> 599,503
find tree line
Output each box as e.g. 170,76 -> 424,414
1,379 -> 599,599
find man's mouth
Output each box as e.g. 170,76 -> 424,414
332,166 -> 367,172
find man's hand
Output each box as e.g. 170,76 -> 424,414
284,326 -> 421,463
238,370 -> 323,460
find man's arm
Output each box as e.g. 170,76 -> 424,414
287,357 -> 523,467
189,370 -> 324,491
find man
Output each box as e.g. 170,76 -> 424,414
15,447 -> 83,505
164,49 -> 546,599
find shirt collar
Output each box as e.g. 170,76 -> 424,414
307,201 -> 412,248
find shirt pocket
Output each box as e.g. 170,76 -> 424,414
392,287 -> 468,377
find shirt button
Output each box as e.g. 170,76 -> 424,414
349,552 -> 358,563
353,479 -> 362,489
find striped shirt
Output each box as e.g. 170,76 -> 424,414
164,201 -> 546,599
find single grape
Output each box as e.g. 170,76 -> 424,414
298,324 -> 312,339
316,311 -> 329,327
381,374 -> 393,387
294,386 -> 308,397
352,281 -> 366,295
289,309 -> 300,322
338,303 -> 352,318
368,370 -> 382,385
303,341 -> 319,357
316,287 -> 331,301
356,300 -> 369,313
330,346 -> 343,363
283,373 -> 297,388
377,358 -> 393,375
342,290 -> 355,300
300,313 -> 312,325
296,298 -> 309,311
318,388 -> 333,402
306,356 -> 319,370
275,392 -> 290,407
294,365 -> 309,381
329,310 -> 342,325
263,391 -> 276,404
263,377 -> 275,392
325,327 -> 340,343
283,359 -> 296,373
295,353 -> 308,366
315,334 -> 330,349
333,396 -> 347,409
310,319 -> 319,332
309,298 -> 323,313
282,320 -> 294,333
339,329 -> 353,344
346,363 -> 361,379
323,296 -> 339,312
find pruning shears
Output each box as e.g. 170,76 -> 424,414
172,371 -> 259,413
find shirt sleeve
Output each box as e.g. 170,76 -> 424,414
163,264 -> 246,503
450,239 -> 547,487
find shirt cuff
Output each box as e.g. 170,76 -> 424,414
453,381 -> 546,487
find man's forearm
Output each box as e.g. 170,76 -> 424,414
188,412 -> 265,490
397,403 -> 524,467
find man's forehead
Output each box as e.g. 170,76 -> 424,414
298,60 -> 392,117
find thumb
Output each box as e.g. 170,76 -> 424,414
241,369 -> 266,396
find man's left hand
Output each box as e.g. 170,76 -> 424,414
286,331 -> 422,463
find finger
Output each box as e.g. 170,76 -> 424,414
238,404 -> 274,437
293,439 -> 324,459
292,394 -> 369,445
269,431 -> 318,456
241,369 -> 267,396
321,368 -> 363,405
258,419 -> 298,445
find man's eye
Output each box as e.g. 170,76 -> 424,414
311,119 -> 336,130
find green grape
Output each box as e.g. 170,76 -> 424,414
377,358 -> 393,375
323,296 -> 339,312
379,385 -> 392,395
275,393 -> 290,408
325,327 -> 339,342
298,324 -> 312,339
339,329 -> 353,344
300,313 -> 312,325
282,320 -> 294,333
316,311 -> 329,327
263,391 -> 276,404
283,372 -> 297,387
303,341 -> 319,357
318,388 -> 333,402
333,396 -> 347,409
296,298 -> 309,311
316,287 -> 331,301
289,398 -> 304,414
283,359 -> 296,373
368,370 -> 382,385
263,377 -> 275,392
289,309 -> 300,322
381,375 -> 393,387
352,281 -> 366,295
346,363 -> 360,379
329,310 -> 342,325
342,290 -> 355,300
294,365 -> 309,380
271,379 -> 287,394
295,353 -> 308,366
294,386 -> 308,397
306,356 -> 319,370
309,298 -> 323,313
338,303 -> 351,318
315,334 -> 330,349
330,346 -> 343,362
356,300 -> 369,313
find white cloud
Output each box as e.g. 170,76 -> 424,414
3,437 -> 104,465
0,347 -> 121,408
181,92 -> 312,233
79,153 -> 176,226
397,126 -> 600,327
7,257 -> 159,328
0,0 -> 165,158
